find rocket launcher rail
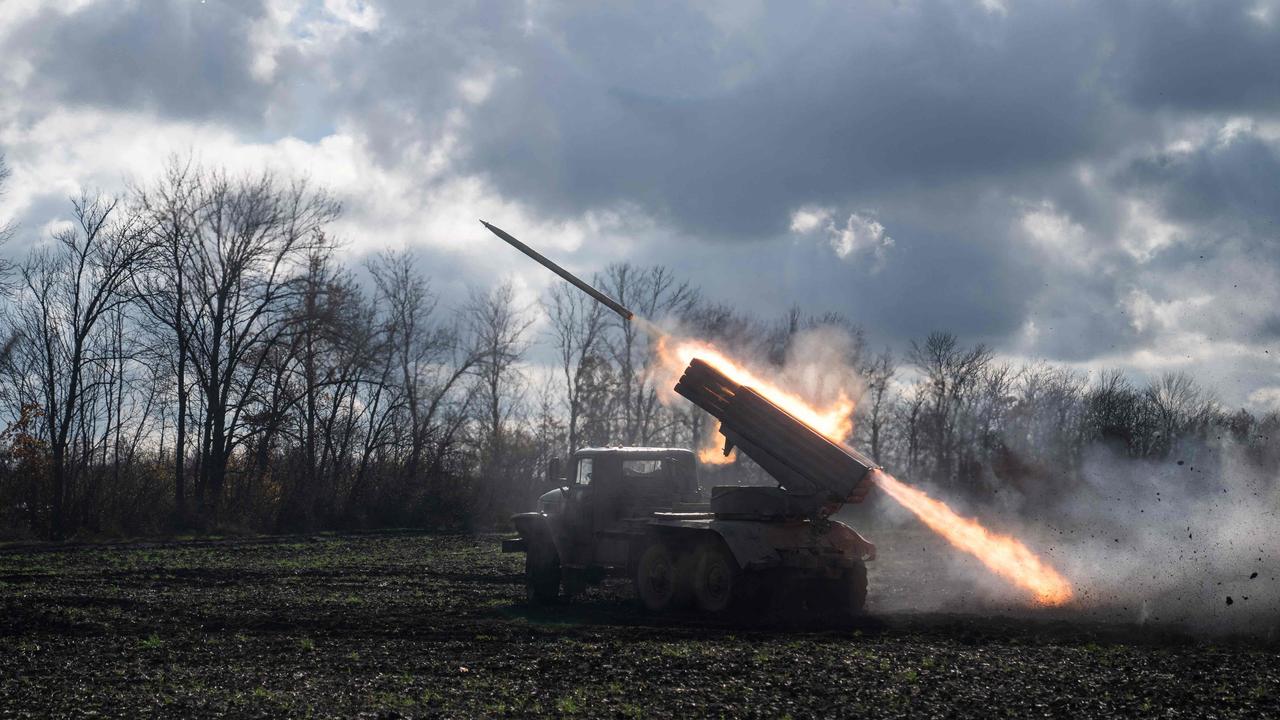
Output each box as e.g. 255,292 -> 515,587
675,358 -> 877,516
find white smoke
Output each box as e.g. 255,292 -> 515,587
774,325 -> 866,410
1045,441 -> 1280,633
863,439 -> 1280,637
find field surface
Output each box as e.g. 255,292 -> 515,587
1,532 -> 1277,718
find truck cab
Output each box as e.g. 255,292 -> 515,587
507,447 -> 704,592
554,446 -> 700,519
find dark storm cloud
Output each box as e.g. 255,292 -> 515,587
1259,314 -> 1280,342
10,0 -> 275,124
459,1 -> 1130,238
322,1 -> 523,159
1109,2 -> 1280,114
1119,133 -> 1280,238
308,0 -> 1280,365
5,0 -> 1280,400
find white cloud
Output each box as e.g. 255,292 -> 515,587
978,0 -> 1009,16
4,0 -> 1280,415
0,0 -> 91,88
250,0 -> 382,82
324,0 -> 381,32
0,103 -> 659,322
1247,386 -> 1280,413
1120,199 -> 1182,262
1121,288 -> 1215,336
458,70 -> 498,106
1019,202 -> 1095,268
788,205 -> 831,234
789,205 -> 894,267
1248,1 -> 1277,25
828,212 -> 894,265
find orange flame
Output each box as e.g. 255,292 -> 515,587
872,469 -> 1074,605
698,444 -> 738,465
655,336 -> 856,441
650,330 -> 1074,607
697,422 -> 737,465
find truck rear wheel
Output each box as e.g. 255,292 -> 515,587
525,537 -> 561,605
833,561 -> 868,618
635,541 -> 684,612
691,541 -> 738,614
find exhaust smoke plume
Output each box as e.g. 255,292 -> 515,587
1045,443 -> 1280,632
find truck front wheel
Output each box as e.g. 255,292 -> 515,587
525,537 -> 561,604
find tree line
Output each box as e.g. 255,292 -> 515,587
0,155 -> 1276,539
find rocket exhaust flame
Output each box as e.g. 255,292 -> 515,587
656,336 -> 856,441
872,469 -> 1074,605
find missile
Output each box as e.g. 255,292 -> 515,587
480,220 -> 634,321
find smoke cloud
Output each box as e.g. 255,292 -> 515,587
657,316 -> 1280,636
864,417 -> 1280,637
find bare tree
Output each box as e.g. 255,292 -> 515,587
0,155 -> 18,375
256,251 -> 370,529
180,171 -> 339,523
1144,371 -> 1216,456
132,157 -> 203,524
0,154 -> 16,289
909,331 -> 992,488
367,249 -> 479,493
467,281 -> 532,460
859,350 -> 895,464
601,263 -> 698,444
5,195 -> 147,537
546,279 -> 608,454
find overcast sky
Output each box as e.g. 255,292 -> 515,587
1,0 -> 1279,409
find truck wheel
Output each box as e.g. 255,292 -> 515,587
832,561 -> 868,618
525,538 -> 561,605
692,541 -> 738,614
634,541 -> 681,612
562,569 -> 587,600
851,561 -> 868,613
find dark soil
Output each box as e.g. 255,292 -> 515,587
1,532 -> 1277,718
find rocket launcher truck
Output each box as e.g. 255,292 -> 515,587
487,221 -> 878,615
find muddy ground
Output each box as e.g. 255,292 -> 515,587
1,530 -> 1277,718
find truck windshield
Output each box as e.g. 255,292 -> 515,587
576,458 -> 593,486
622,459 -> 664,478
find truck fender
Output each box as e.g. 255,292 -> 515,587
826,520 -> 876,561
510,512 -> 561,560
704,521 -> 783,571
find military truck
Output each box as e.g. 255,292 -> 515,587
503,360 -> 878,617
482,220 -> 879,616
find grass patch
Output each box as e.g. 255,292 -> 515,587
137,634 -> 164,650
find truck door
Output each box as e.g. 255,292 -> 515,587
562,457 -> 595,563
